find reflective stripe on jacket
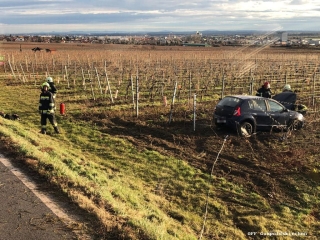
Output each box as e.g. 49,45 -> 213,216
39,91 -> 55,112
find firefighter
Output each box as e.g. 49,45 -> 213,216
282,84 -> 293,92
45,76 -> 57,99
39,82 -> 60,134
282,84 -> 308,114
256,81 -> 272,98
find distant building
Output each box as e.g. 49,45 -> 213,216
278,31 -> 288,44
308,39 -> 320,46
15,37 -> 25,42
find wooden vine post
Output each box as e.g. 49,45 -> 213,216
104,67 -> 114,103
81,68 -> 86,90
65,65 -> 70,88
193,93 -> 196,131
221,73 -> 226,100
131,75 -> 135,110
88,70 -> 95,101
136,71 -> 139,117
169,81 -> 178,124
95,67 -> 103,95
8,60 -> 16,80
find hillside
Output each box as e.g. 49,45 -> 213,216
0,43 -> 319,239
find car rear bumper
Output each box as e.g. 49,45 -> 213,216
214,115 -> 238,129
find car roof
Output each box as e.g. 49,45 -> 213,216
224,95 -> 265,100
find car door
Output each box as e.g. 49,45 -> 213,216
266,99 -> 290,127
249,99 -> 272,129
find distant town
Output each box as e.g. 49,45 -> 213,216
1,31 -> 320,48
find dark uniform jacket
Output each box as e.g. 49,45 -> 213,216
256,86 -> 272,98
39,90 -> 55,114
48,82 -> 57,95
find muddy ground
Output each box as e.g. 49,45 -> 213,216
75,102 -> 320,224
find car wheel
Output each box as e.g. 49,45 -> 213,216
288,119 -> 304,130
239,121 -> 254,137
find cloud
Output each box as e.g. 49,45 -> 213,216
0,0 -> 319,33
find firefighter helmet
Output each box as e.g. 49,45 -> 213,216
283,84 -> 291,91
42,82 -> 50,89
46,77 -> 53,83
263,82 -> 270,89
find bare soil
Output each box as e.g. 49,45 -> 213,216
74,102 -> 320,225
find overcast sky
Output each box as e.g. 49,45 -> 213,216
0,0 -> 319,34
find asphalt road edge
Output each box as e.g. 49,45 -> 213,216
0,153 -> 92,239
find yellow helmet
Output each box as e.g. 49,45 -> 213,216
41,82 -> 50,88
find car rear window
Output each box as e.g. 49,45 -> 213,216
217,97 -> 241,107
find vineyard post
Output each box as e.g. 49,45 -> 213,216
136,72 -> 139,117
32,63 -> 36,85
193,93 -> 196,131
95,67 -> 103,95
161,70 -> 165,97
88,70 -> 95,101
65,65 -> 70,88
73,62 -> 77,86
14,61 -> 22,82
20,63 -> 26,83
131,75 -> 135,109
189,71 -> 192,105
221,74 -> 225,100
312,72 -> 316,107
61,63 -> 63,79
249,82 -> 253,96
249,69 -> 254,95
136,71 -> 139,117
81,68 -> 86,90
11,53 -> 15,70
169,81 -> 178,124
8,60 -> 16,80
104,69 -> 114,103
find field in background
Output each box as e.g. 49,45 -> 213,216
0,42 -> 320,239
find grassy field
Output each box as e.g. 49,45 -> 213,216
0,42 -> 320,239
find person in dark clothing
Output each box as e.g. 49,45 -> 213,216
46,77 -> 57,99
282,84 -> 293,92
256,81 -> 272,98
39,82 -> 60,134
272,84 -> 308,115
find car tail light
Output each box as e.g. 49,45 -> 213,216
233,106 -> 241,116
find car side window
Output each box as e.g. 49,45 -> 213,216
250,99 -> 267,112
268,100 -> 284,112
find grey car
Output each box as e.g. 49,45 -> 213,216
214,95 -> 305,137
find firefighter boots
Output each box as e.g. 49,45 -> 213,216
54,126 -> 60,134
